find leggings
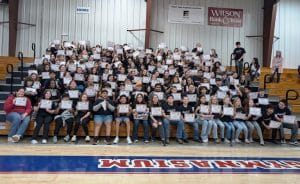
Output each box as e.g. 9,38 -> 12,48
54,117 -> 74,136
32,115 -> 53,139
73,116 -> 89,136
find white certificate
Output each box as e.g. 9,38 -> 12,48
234,79 -> 240,85
172,93 -> 181,101
269,120 -> 282,129
107,82 -> 116,89
40,99 -> 52,109
104,88 -> 113,96
63,77 -> 72,85
119,90 -> 130,97
51,64 -> 60,71
119,104 -> 129,113
15,97 -> 27,107
77,102 -> 89,111
32,81 -> 41,89
85,61 -> 95,69
203,55 -> 211,61
69,90 -> 79,98
203,72 -> 211,79
283,115 -> 296,124
249,107 -> 262,117
200,105 -> 209,114
205,95 -> 211,102
74,73 -> 84,81
94,84 -> 100,91
223,107 -> 234,116
125,84 -> 133,92
60,100 -> 73,109
93,54 -> 101,60
134,77 -> 142,83
50,89 -> 57,97
235,113 -> 246,120
151,107 -> 162,116
172,84 -> 182,91
41,72 -> 50,79
157,78 -> 165,85
157,68 -> 165,74
187,94 -> 197,102
25,87 -> 37,93
86,88 -> 96,97
200,83 -> 210,89
102,74 -> 108,81
57,50 -> 65,55
217,91 -> 227,99
211,105 -> 222,114
68,64 -> 77,72
258,98 -> 269,105
166,59 -> 173,65
184,113 -> 195,122
100,62 -> 108,68
28,70 -> 38,76
148,65 -> 155,72
170,112 -> 181,121
142,76 -> 150,83
169,69 -> 176,75
219,86 -> 229,92
210,79 -> 216,85
173,54 -> 181,60
116,49 -> 123,54
136,104 -> 147,113
154,92 -> 164,100
66,50 -> 73,56
117,74 -> 127,81
249,92 -> 258,99
146,49 -> 152,54
91,75 -> 99,82
78,64 -> 86,70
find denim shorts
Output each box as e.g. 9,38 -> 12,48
116,116 -> 130,123
94,115 -> 113,124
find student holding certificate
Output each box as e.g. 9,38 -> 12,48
162,95 -> 185,144
93,90 -> 115,145
53,95 -> 75,143
65,80 -> 81,104
4,88 -> 32,143
233,97 -> 250,144
149,95 -> 165,145
195,95 -> 215,143
31,90 -> 59,144
274,100 -> 298,145
244,99 -> 264,145
210,95 -> 225,143
132,94 -> 150,143
220,96 -> 235,143
114,95 -> 132,144
24,77 -> 38,106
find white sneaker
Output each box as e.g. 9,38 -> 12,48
235,139 -> 241,143
249,138 -> 254,143
202,139 -> 209,143
31,140 -> 38,144
224,139 -> 230,143
113,137 -> 119,144
12,135 -> 21,143
53,136 -> 58,144
41,139 -> 47,144
85,136 -> 91,142
64,135 -> 70,142
134,139 -> 139,143
127,137 -> 132,144
7,137 -> 13,143
71,135 -> 77,142
245,139 -> 250,144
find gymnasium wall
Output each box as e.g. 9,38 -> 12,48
0,4 -> 9,56
150,0 -> 264,66
16,0 -> 146,58
273,0 -> 300,69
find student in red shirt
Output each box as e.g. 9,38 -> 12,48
4,88 -> 32,143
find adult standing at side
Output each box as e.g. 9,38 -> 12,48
271,50 -> 284,83
233,42 -> 246,78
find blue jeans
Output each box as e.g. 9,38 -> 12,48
213,119 -> 225,139
185,122 -> 199,140
94,115 -> 113,124
196,119 -> 217,141
133,119 -> 149,141
283,122 -> 298,142
224,122 -> 235,140
116,116 -> 130,123
233,121 -> 248,140
163,118 -> 185,139
6,112 -> 30,137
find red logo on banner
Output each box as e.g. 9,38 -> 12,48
208,7 -> 243,27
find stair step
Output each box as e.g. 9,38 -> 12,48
0,92 -> 10,100
0,84 -> 23,92
9,71 -> 29,78
5,77 -> 22,84
0,111 -> 6,123
0,101 -> 4,109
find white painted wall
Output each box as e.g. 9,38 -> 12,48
0,4 -> 9,56
16,0 -> 146,57
150,0 -> 264,66
273,0 -> 300,69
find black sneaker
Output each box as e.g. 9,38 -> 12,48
176,138 -> 183,144
183,139 -> 189,143
104,137 -> 111,145
92,138 -> 99,145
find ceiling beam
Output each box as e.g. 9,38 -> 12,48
8,0 -> 19,56
145,0 -> 152,49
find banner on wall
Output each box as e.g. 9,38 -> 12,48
76,7 -> 90,14
208,7 -> 243,27
168,5 -> 205,25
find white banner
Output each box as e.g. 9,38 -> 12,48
76,7 -> 90,14
168,5 -> 205,25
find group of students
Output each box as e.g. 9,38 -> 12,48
3,40 -> 298,146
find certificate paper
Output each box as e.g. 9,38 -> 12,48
136,104 -> 147,113
200,105 -> 209,114
269,120 -> 282,129
117,74 -> 127,81
42,72 -> 50,79
15,97 -> 27,107
187,94 -> 197,102
223,107 -> 234,116
172,93 -> 181,101
74,73 -> 84,81
211,105 -> 222,114
258,98 -> 269,105
184,113 -> 195,122
154,92 -> 164,100
60,100 -> 73,109
249,107 -> 262,117
235,113 -> 246,120
283,115 -> 296,124
118,104 -> 129,113
151,107 -> 162,116
40,99 -> 52,109
170,112 -> 181,121
77,102 -> 89,111
68,90 -> 79,99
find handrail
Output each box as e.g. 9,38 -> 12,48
229,53 -> 235,71
263,74 -> 272,89
6,64 -> 14,94
18,52 -> 24,81
32,43 -> 36,59
286,89 -> 299,107
243,62 -> 250,74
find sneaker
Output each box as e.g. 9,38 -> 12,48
202,139 -> 209,143
289,141 -> 299,146
53,136 -> 58,144
64,135 -> 70,142
41,139 -> 47,144
183,139 -> 189,143
249,138 -> 254,143
235,139 -> 241,143
31,139 -> 38,144
92,139 -> 99,145
260,141 -> 265,146
104,137 -> 111,145
144,140 -> 149,143
214,138 -> 220,144
7,137 -> 13,143
281,139 -> 286,144
176,138 -> 183,144
127,137 -> 132,144
245,139 -> 250,144
113,137 -> 119,144
134,139 -> 139,143
166,138 -> 170,144
71,135 -> 77,142
12,135 -> 21,143
85,136 -> 91,142
224,139 -> 230,143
